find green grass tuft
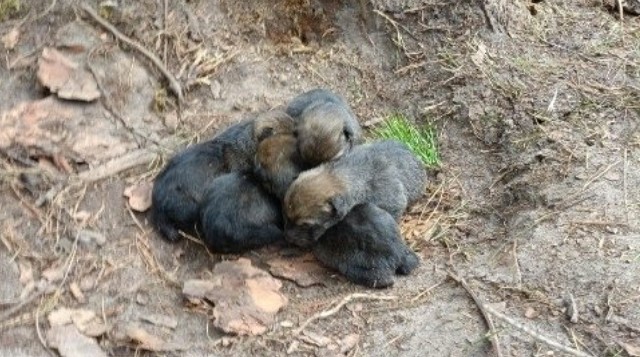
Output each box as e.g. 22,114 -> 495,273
0,0 -> 20,22
371,113 -> 440,168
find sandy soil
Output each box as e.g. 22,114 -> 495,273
1,0 -> 639,356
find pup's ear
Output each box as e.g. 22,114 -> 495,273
255,126 -> 274,142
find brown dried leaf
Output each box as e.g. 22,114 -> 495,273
42,265 -> 65,283
48,308 -> 97,331
266,253 -> 327,287
37,47 -> 100,102
46,324 -> 107,357
123,182 -> 153,212
125,325 -> 186,352
183,258 -> 288,336
2,28 -> 20,50
140,314 -> 178,329
0,97 -> 137,165
622,342 -> 640,357
339,333 -> 360,354
301,330 -> 332,347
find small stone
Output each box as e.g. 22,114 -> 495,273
524,307 -> 539,319
136,292 -> 148,305
210,80 -> 222,99
77,230 -> 106,247
79,276 -> 96,291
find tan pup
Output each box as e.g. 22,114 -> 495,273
283,140 -> 426,247
286,88 -> 363,166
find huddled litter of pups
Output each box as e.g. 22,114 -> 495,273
150,88 -> 428,288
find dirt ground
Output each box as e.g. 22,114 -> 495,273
1,0 -> 639,356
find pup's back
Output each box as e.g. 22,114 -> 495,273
313,203 -> 420,288
199,172 -> 283,253
332,140 -> 427,204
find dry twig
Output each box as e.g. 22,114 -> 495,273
293,293 -> 396,336
80,4 -> 184,104
483,304 -> 595,357
447,271 -> 502,357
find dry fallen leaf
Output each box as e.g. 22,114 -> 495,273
124,182 -> 153,212
339,333 -> 360,354
37,47 -> 100,102
48,308 -> 96,330
622,342 -> 640,357
183,258 -> 288,336
301,330 -> 332,347
2,28 -> 20,50
42,264 -> 65,283
140,313 -> 178,330
0,97 -> 137,165
266,253 -> 327,287
46,324 -> 107,357
125,324 -> 186,352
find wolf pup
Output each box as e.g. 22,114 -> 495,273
313,203 -> 420,288
150,110 -> 292,242
253,113 -> 308,200
198,172 -> 284,253
284,140 -> 426,247
286,88 -> 363,166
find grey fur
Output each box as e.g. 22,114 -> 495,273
286,88 -> 363,166
313,203 -> 420,288
284,139 -> 426,247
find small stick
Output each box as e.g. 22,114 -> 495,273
623,149 -> 629,224
483,303 -> 595,357
163,0 -> 169,66
80,4 -> 184,104
293,293 -> 396,336
0,289 -> 46,322
447,271 -> 502,357
617,0 -> 624,21
582,159 -> 621,190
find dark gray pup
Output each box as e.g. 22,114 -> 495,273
198,172 -> 283,254
313,203 -> 420,288
286,88 -> 363,166
150,110 -> 292,242
284,140 -> 426,247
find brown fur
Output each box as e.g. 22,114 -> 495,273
253,111 -> 307,199
283,140 -> 426,247
296,107 -> 348,165
284,168 -> 346,225
252,107 -> 296,142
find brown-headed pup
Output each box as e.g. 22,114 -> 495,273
150,110 -> 292,242
284,140 -> 426,247
286,88 -> 363,166
253,115 -> 307,200
313,203 -> 420,288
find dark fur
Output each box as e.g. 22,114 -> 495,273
151,110 -> 292,242
286,88 -> 363,166
313,203 -> 420,288
284,140 -> 426,247
199,172 -> 284,253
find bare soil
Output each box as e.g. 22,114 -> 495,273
1,0 -> 639,356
